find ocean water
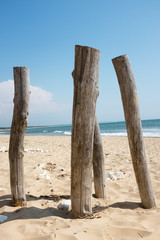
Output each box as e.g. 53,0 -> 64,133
0,119 -> 160,137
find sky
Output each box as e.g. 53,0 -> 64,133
0,0 -> 160,127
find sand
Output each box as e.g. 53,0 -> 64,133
0,135 -> 160,240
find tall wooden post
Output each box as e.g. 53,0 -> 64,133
71,45 -> 100,217
112,55 -> 156,208
93,117 -> 107,198
9,67 -> 30,206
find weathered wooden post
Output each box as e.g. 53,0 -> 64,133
93,117 -> 107,199
71,45 -> 100,217
9,67 -> 30,206
112,55 -> 156,208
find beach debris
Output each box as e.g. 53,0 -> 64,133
37,171 -> 50,180
106,171 -> 125,181
34,163 -> 56,172
36,148 -> 44,152
24,148 -> 44,153
58,173 -> 68,178
57,199 -> 72,211
45,163 -> 56,172
35,163 -> 46,170
105,153 -> 110,156
0,187 -> 6,191
0,147 -> 8,152
0,215 -> 8,223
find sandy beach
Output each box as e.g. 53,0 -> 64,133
0,135 -> 160,240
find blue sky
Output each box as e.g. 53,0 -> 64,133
0,0 -> 160,127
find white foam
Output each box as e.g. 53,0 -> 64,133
143,132 -> 160,137
64,131 -> 71,135
101,131 -> 160,137
57,199 -> 71,211
101,133 -> 127,137
0,215 -> 8,223
54,130 -> 63,133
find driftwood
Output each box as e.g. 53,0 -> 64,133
93,117 -> 107,198
9,67 -> 30,206
71,45 -> 100,216
112,55 -> 156,208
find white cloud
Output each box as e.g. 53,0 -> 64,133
0,80 -> 70,126
30,85 -> 58,113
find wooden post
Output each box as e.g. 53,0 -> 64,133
71,45 -> 100,217
9,67 -> 30,206
93,117 -> 107,198
112,55 -> 156,208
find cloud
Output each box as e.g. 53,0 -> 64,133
0,80 -> 70,126
30,85 -> 58,113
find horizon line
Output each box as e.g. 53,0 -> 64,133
0,118 -> 160,129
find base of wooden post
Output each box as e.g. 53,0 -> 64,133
12,198 -> 27,207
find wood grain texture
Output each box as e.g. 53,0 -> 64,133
71,45 -> 100,216
93,117 -> 107,198
112,55 -> 156,208
9,67 -> 30,206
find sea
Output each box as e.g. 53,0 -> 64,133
0,119 -> 160,137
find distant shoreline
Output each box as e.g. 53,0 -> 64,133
1,119 -> 160,137
0,118 -> 160,129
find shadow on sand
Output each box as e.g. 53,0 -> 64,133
0,194 -> 143,224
